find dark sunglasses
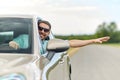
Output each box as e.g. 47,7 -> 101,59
38,26 -> 50,32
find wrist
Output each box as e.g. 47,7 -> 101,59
92,39 -> 97,43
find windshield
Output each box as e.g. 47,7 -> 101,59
0,17 -> 33,54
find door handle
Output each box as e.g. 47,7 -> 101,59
59,59 -> 64,64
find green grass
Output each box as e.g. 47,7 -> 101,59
103,43 -> 120,48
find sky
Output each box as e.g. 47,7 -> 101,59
0,0 -> 120,35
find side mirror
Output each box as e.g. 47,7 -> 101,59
47,39 -> 70,52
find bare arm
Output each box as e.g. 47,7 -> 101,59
68,36 -> 110,48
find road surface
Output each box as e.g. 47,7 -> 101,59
70,44 -> 120,80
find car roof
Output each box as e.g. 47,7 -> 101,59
0,14 -> 37,19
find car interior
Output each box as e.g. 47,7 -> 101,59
0,17 -> 33,53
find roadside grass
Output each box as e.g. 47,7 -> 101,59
102,43 -> 120,48
67,47 -> 80,57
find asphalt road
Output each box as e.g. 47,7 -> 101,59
70,44 -> 120,80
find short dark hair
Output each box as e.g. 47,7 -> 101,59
38,20 -> 51,29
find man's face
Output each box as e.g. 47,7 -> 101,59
38,22 -> 50,40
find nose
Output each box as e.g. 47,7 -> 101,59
41,29 -> 45,32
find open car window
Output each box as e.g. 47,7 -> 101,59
0,17 -> 33,54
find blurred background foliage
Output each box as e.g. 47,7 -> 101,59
55,22 -> 120,43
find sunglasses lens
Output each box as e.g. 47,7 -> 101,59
44,29 -> 49,32
38,27 -> 49,32
38,27 -> 43,31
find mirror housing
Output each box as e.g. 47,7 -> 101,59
47,39 -> 70,52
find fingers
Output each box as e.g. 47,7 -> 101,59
99,36 -> 110,42
94,36 -> 110,44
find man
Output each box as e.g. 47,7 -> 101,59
9,20 -> 110,54
37,20 -> 110,49
37,20 -> 51,54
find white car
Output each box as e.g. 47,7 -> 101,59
0,15 -> 71,80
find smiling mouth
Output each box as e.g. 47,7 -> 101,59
40,33 -> 45,36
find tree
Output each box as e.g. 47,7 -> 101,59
95,22 -> 109,37
107,22 -> 117,36
95,22 -> 118,43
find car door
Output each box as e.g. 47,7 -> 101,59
40,33 -> 71,80
47,52 -> 71,80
